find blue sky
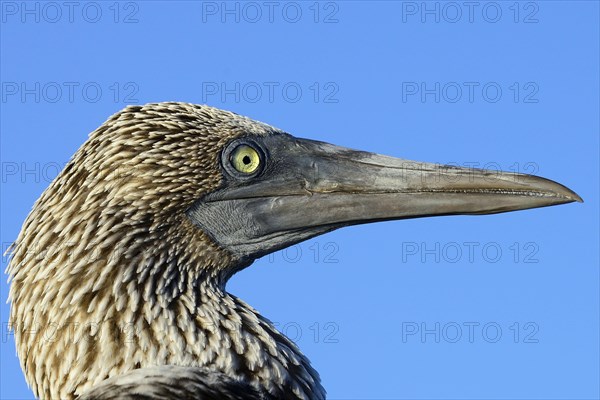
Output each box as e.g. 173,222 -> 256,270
1,1 -> 598,399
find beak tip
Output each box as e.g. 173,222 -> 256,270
556,184 -> 583,204
530,175 -> 582,205
571,192 -> 584,203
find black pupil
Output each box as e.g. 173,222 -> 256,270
242,155 -> 251,165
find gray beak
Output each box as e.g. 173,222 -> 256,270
188,134 -> 582,263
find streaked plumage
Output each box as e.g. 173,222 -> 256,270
78,366 -> 262,400
8,103 -> 321,399
6,102 -> 581,399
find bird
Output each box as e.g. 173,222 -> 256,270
6,102 -> 581,400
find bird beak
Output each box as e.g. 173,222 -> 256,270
188,135 -> 582,262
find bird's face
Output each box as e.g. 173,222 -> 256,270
57,103 -> 579,276
39,101 -> 580,280
183,106 -> 581,268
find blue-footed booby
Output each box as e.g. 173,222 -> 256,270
6,103 -> 581,399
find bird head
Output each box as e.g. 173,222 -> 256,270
6,102 -> 581,399
10,102 -> 582,295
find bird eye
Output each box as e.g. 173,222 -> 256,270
230,144 -> 261,174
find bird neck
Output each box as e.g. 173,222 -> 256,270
9,214 -> 324,399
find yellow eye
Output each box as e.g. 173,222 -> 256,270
230,145 -> 261,174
